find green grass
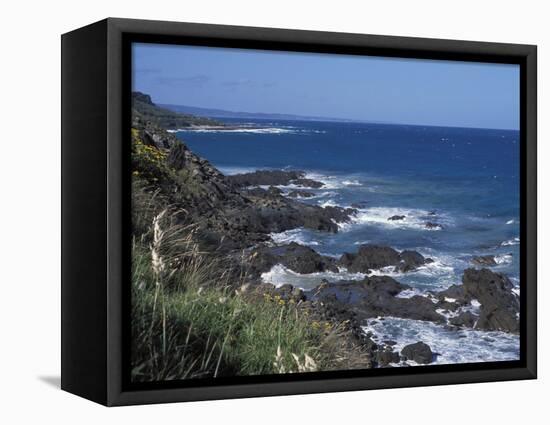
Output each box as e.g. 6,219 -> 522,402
130,137 -> 372,382
131,238 -> 331,381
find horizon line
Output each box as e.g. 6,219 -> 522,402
158,100 -> 520,132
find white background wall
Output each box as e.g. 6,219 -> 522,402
1,0 -> 546,422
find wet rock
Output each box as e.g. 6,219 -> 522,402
449,311 -> 478,328
338,244 -> 431,273
425,222 -> 443,230
401,342 -> 433,364
435,285 -> 471,305
287,190 -> 315,198
311,276 -> 446,324
227,170 -> 324,188
267,186 -> 283,196
376,349 -> 400,367
388,215 -> 406,221
471,255 -> 497,267
249,242 -> 339,276
239,186 -> 355,234
397,250 -> 431,272
462,268 -> 519,333
339,245 -> 401,272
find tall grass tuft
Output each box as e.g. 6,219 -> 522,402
131,192 -> 371,382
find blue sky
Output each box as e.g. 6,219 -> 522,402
133,43 -> 519,130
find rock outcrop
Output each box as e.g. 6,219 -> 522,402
311,276 -> 446,324
401,342 -> 433,364
338,244 -> 433,273
248,242 -> 339,277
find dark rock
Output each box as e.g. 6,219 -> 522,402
401,342 -> 433,364
287,190 -> 315,198
471,255 -> 498,267
388,215 -> 406,221
449,311 -> 478,328
376,349 -> 400,367
295,178 -> 324,188
274,284 -> 306,303
166,143 -> 189,170
251,283 -> 306,303
338,244 -> 430,273
425,222 -> 443,230
339,245 -> 401,272
311,276 -> 446,324
239,186 -> 354,235
267,186 -> 283,196
397,250 -> 428,272
227,170 -> 324,188
435,284 -> 470,305
248,242 -> 339,276
462,268 -> 519,333
435,299 -> 461,312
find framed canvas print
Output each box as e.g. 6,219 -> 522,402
61,18 -> 537,406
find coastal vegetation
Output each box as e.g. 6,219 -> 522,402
133,91 -> 222,130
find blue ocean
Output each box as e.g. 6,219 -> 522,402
173,118 -> 520,364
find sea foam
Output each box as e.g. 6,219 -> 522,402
341,207 -> 451,232
260,264 -> 365,290
363,317 -> 520,366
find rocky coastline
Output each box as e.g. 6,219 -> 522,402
132,109 -> 520,369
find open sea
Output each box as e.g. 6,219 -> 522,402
173,118 -> 520,365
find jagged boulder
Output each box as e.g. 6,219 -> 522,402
248,242 -> 339,277
227,170 -> 324,188
450,311 -> 478,328
311,276 -> 446,324
462,268 -> 519,333
338,244 -> 432,273
401,342 -> 433,364
471,255 -> 498,267
287,190 -> 315,198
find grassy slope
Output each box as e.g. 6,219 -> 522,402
130,116 -> 370,382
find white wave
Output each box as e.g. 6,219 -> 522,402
175,126 -> 298,134
395,288 -> 430,299
341,207 -> 450,232
501,237 -> 520,246
217,165 -> 259,176
270,228 -> 319,246
342,179 -> 362,186
494,254 -> 513,265
353,240 -> 371,245
363,317 -> 519,366
319,200 -> 339,208
260,264 -> 365,290
284,191 -> 334,200
304,172 -> 344,189
363,257 -> 455,288
172,125 -> 327,135
303,172 -> 366,190
467,299 -> 481,314
506,219 -> 516,225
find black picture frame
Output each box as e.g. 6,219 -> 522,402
61,17 -> 537,406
